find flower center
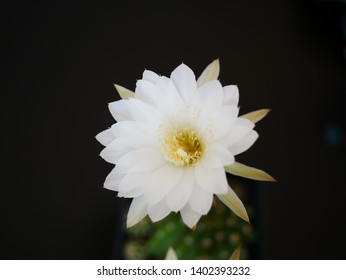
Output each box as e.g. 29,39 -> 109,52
161,126 -> 204,167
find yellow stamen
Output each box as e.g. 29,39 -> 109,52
161,126 -> 204,167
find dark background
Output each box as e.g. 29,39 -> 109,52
1,0 -> 345,259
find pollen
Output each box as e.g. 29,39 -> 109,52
161,126 -> 204,167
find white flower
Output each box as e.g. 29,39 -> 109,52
96,59 -> 275,229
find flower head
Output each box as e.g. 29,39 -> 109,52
96,59 -> 275,228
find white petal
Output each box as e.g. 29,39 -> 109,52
194,165 -> 228,194
142,70 -> 160,83
104,168 -> 125,191
144,164 -> 183,207
188,184 -> 213,215
223,85 -> 239,106
170,63 -> 197,104
111,121 -> 158,148
95,128 -> 115,146
100,138 -> 133,164
218,118 -> 255,147
116,147 -> 165,173
229,130 -> 259,156
148,200 -> 171,222
119,163 -> 183,202
201,143 -> 235,169
118,172 -> 151,198
155,76 -> 185,116
128,98 -> 164,127
200,150 -> 222,169
108,100 -> 132,121
197,59 -> 220,87
207,105 -> 239,140
194,80 -> 223,118
166,167 -> 194,212
135,79 -> 157,106
180,204 -> 202,228
127,196 -> 148,228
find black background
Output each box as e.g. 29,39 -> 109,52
1,0 -> 346,259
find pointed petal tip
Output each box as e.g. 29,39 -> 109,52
243,213 -> 250,223
262,172 -> 277,182
113,84 -> 135,99
229,244 -> 242,260
126,218 -> 137,228
126,197 -> 148,228
216,188 -> 249,223
262,108 -> 271,116
191,225 -> 197,231
225,162 -> 276,182
209,58 -> 219,65
197,59 -> 220,86
237,209 -> 250,224
238,208 -> 250,223
241,108 -> 271,123
165,247 -> 178,260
